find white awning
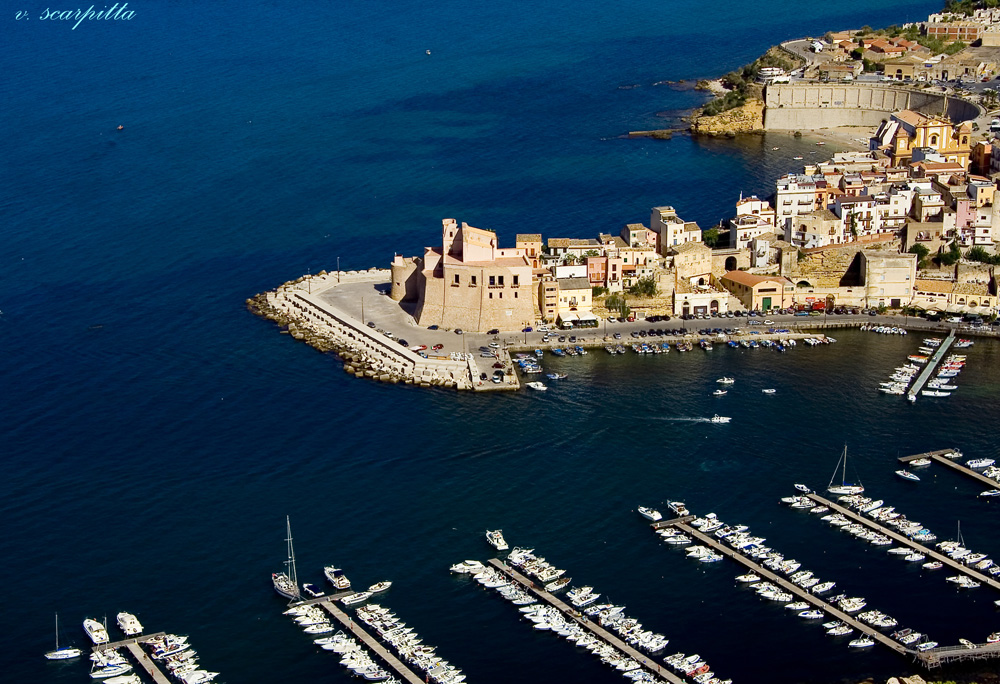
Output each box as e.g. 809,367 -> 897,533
577,312 -> 598,322
559,313 -> 579,322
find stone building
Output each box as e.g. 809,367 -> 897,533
651,206 -> 702,253
390,218 -> 533,332
860,251 -> 918,308
720,271 -> 794,311
870,110 -> 972,170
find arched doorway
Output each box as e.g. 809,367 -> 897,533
725,256 -> 738,271
710,299 -> 719,313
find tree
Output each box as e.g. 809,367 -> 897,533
605,293 -> 631,319
564,254 -> 578,265
628,276 -> 659,298
938,241 -> 961,267
703,227 -> 720,248
908,243 -> 930,269
583,249 -> 600,258
592,286 -> 608,297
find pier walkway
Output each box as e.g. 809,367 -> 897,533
917,640 -> 1000,668
286,590 -> 354,608
92,632 -> 166,652
805,493 -> 1000,592
899,449 -> 999,491
487,558 -> 686,684
316,599 -> 425,684
124,642 -> 173,684
907,330 -> 955,402
653,518 -> 911,658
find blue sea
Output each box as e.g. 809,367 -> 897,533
10,1 -> 1000,683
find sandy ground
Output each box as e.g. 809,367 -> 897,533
767,125 -> 878,152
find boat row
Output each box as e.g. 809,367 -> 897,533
671,508 -> 920,651
835,494 -> 938,546
146,633 -> 218,684
312,631 -> 400,683
860,324 -> 907,335
877,362 -> 919,395
356,603 -> 465,684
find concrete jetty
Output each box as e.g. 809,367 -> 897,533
92,632 -> 166,652
316,599 -> 425,684
907,330 -> 955,402
805,492 -> 1000,592
652,517 -> 911,657
487,558 -> 687,684
899,449 -> 1000,491
124,642 -> 173,684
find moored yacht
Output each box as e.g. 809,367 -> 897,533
324,566 -> 351,590
827,446 -> 864,495
273,516 -> 301,600
637,506 -> 662,522
115,612 -> 143,636
486,529 -> 509,551
83,618 -> 109,645
895,470 -> 920,482
45,613 -> 82,660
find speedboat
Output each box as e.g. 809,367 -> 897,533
83,619 -> 109,645
968,458 -> 995,469
979,490 -> 1000,498
115,612 -> 143,636
798,610 -> 824,619
486,529 -> 509,551
545,373 -> 567,380
848,636 -> 875,648
762,389 -> 777,394
895,470 -> 920,482
710,415 -> 731,424
368,581 -> 392,593
910,458 -> 931,467
340,591 -> 372,606
638,506 -> 662,522
324,566 -> 351,590
716,377 -> 734,384
712,389 -> 727,396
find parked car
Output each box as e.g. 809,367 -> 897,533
487,328 -> 500,335
367,321 -> 376,328
522,326 -> 533,333
613,332 -> 622,339
432,343 -> 444,351
427,324 -> 439,330
397,339 -> 408,346
454,328 -> 464,334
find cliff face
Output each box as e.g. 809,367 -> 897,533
691,98 -> 765,136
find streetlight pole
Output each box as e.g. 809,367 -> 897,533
337,257 -> 341,284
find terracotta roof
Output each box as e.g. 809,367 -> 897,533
954,282 -> 991,296
894,110 -> 927,127
914,279 -> 953,294
548,238 -> 600,248
722,270 -> 790,287
516,234 -> 542,242
671,241 -> 711,255
557,277 -> 591,291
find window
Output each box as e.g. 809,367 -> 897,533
489,292 -> 493,299
454,274 -> 460,284
498,275 -> 504,286
513,275 -> 519,286
514,292 -> 518,298
489,275 -> 496,286
471,275 -> 477,285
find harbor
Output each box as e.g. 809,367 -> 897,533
124,641 -> 173,684
898,449 -> 1000,492
649,517 -> 913,659
486,559 -> 688,684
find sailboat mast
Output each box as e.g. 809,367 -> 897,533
842,445 -> 847,484
285,515 -> 298,589
54,613 -> 59,650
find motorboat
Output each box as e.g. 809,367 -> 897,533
979,490 -> 1000,498
798,610 -> 824,619
340,591 -> 372,606
712,389 -> 727,396
90,663 -> 133,680
967,458 -> 995,469
909,458 -> 931,467
45,614 -> 83,660
83,618 -> 109,645
848,636 -> 875,648
368,581 -> 392,593
762,389 -> 777,394
303,583 -> 325,597
545,577 -> 571,592
116,612 -> 143,636
667,501 -> 690,517
545,373 -> 567,380
921,390 -> 950,397
716,377 -> 735,384
710,415 -> 731,424
895,470 -> 920,482
486,529 -> 509,551
321,567 -> 351,592
638,506 -> 662,522
525,381 -> 547,391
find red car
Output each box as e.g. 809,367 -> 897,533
432,344 -> 444,351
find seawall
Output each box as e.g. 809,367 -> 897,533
764,83 -> 982,130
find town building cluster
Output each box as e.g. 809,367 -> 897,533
389,110 -> 999,333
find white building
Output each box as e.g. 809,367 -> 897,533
651,206 -> 702,253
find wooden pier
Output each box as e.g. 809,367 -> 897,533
654,517 -> 912,658
487,558 -> 687,684
124,642 -> 173,684
898,449 -> 1000,491
316,599 -> 426,684
916,640 -> 1000,669
92,632 -> 166,652
805,493 -> 1000,592
907,330 -> 955,402
286,590 -> 355,608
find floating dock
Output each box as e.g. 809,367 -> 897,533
917,640 -> 1000,668
652,517 -> 911,658
92,632 -> 166,653
898,449 -> 999,491
316,599 -> 426,684
805,492 -> 1000,593
906,330 -> 956,402
286,590 -> 355,608
487,558 -> 687,684
124,642 -> 173,684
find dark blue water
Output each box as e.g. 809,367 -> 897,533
10,1 -> 999,683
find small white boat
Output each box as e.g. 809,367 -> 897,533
848,636 -> 875,648
638,506 -> 662,522
340,591 -> 372,606
710,415 -> 731,424
762,388 -> 776,394
798,610 -> 824,619
712,389 -> 727,396
324,566 -> 351,590
794,484 -> 811,493
115,612 -> 143,636
90,663 -> 133,680
486,529 -> 509,551
895,470 -> 920,482
368,581 -> 392,593
968,458 -> 995,469
909,458 -> 931,467
525,381 -> 547,391
716,377 -> 735,384
979,490 -> 1000,498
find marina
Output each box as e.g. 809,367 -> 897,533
803,492 -> 1000,593
123,642 -> 172,684
486,559 -> 689,684
649,516 -> 912,658
898,449 -> 1000,491
906,331 -> 956,402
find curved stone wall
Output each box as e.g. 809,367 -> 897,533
764,83 -> 982,130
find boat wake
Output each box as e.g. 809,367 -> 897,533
652,417 -> 713,423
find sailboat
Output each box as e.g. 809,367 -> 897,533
827,446 -> 864,495
272,516 -> 301,600
45,613 -> 83,660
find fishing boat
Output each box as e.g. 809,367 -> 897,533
826,446 -> 864,495
638,506 -> 662,522
895,470 -> 920,482
45,613 -> 83,660
486,529 -> 509,551
324,566 -> 351,590
710,415 -> 731,424
273,516 -> 301,600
